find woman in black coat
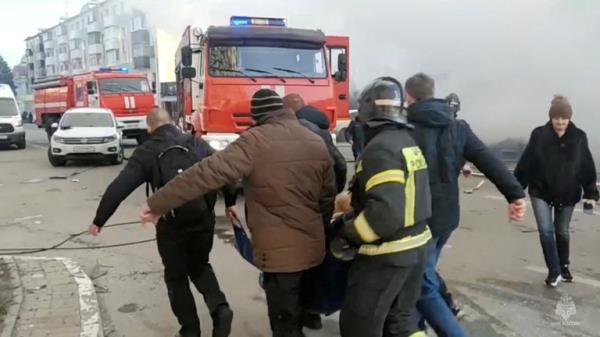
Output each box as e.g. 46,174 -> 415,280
515,95 -> 599,288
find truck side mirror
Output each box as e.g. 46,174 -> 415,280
181,46 -> 193,67
335,53 -> 347,82
181,66 -> 197,79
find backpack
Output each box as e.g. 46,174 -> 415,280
146,133 -> 217,226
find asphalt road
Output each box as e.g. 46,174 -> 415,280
1,125 -> 599,337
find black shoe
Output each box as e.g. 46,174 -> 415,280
301,312 -> 323,330
561,265 -> 574,283
545,274 -> 563,288
212,304 -> 233,337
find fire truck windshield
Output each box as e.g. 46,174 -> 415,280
209,45 -> 327,79
99,78 -> 151,94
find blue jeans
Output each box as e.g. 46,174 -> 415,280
417,233 -> 468,337
531,197 -> 574,278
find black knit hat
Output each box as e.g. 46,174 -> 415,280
251,89 -> 283,120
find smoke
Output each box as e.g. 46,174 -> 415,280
128,0 -> 600,157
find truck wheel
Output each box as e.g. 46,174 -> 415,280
47,148 -> 66,167
108,148 -> 124,165
16,138 -> 26,149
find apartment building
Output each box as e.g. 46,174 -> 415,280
24,0 -> 157,85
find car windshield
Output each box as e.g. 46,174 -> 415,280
209,45 -> 327,79
0,98 -> 19,116
99,78 -> 151,93
61,113 -> 114,128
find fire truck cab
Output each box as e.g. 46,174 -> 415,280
175,16 -> 349,150
34,68 -> 155,143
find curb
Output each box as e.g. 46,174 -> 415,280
0,256 -> 23,337
0,256 -> 103,337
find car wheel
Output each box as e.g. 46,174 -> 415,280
109,148 -> 124,165
16,138 -> 26,149
47,148 -> 66,167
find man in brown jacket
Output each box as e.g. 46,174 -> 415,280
140,89 -> 336,337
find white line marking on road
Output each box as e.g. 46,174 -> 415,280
525,265 -> 600,289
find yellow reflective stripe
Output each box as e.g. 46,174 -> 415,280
402,146 -> 426,227
354,212 -> 380,243
408,331 -> 428,337
365,169 -> 405,191
402,146 -> 428,171
356,160 -> 363,173
358,226 -> 432,256
405,170 -> 416,226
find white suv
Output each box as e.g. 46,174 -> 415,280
48,108 -> 124,167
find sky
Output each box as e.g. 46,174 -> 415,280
1,0 -> 599,152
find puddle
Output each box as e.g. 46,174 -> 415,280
118,303 -> 139,313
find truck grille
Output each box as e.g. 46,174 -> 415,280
62,137 -> 105,144
232,112 -> 252,128
0,123 -> 15,133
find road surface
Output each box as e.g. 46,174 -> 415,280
1,125 -> 599,337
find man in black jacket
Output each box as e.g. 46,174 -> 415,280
405,73 -> 527,337
284,94 -> 347,193
89,108 -> 235,337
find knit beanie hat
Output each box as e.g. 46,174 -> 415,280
251,89 -> 283,121
549,95 -> 573,120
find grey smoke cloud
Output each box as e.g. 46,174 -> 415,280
131,0 -> 600,157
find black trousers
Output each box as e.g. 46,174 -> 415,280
157,227 -> 228,337
340,253 -> 426,337
263,271 -> 312,337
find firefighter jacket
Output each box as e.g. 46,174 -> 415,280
343,123 -> 432,265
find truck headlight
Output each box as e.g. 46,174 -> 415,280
52,136 -> 65,144
14,119 -> 23,127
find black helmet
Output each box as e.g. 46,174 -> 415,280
446,92 -> 461,113
358,77 -> 406,126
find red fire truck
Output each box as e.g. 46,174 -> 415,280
34,68 -> 155,142
175,16 -> 349,150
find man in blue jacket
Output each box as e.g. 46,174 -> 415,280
405,73 -> 527,337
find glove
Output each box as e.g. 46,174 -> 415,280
330,236 -> 357,261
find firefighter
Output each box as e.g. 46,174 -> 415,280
334,77 -> 431,337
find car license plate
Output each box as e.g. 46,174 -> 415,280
74,146 -> 94,153
0,135 -> 7,140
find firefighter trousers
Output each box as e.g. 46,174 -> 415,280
340,253 -> 427,337
157,228 -> 228,337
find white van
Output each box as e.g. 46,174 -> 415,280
0,84 -> 26,149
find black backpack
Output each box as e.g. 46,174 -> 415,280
146,133 -> 217,226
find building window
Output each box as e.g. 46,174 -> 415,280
106,50 -> 120,64
88,32 -> 102,44
89,54 -> 103,66
70,40 -> 81,50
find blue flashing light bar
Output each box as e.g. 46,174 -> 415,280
98,66 -> 129,73
230,16 -> 286,27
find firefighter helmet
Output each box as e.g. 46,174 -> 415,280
446,92 -> 461,114
358,77 -> 406,126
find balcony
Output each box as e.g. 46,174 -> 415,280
35,52 -> 45,61
57,34 -> 68,45
104,38 -> 122,51
133,45 -> 153,58
58,53 -> 69,62
45,56 -> 56,65
88,43 -> 103,54
70,49 -> 83,59
87,21 -> 102,33
68,29 -> 85,40
102,15 -> 121,28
